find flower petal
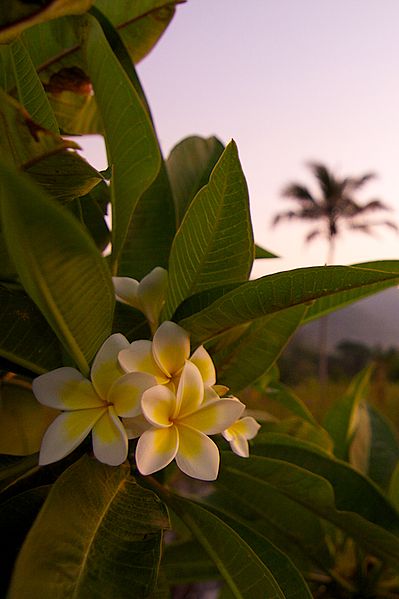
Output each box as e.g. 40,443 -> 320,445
141,385 -> 175,427
175,424 -> 220,481
227,416 -> 261,440
92,406 -> 128,466
190,346 -> 216,386
135,426 -> 178,475
227,434 -> 250,458
181,398 -> 245,434
137,267 -> 168,326
39,408 -> 105,465
123,414 -> 151,439
91,334 -> 130,399
32,367 -> 103,410
112,276 -> 140,308
118,340 -> 167,382
152,321 -> 190,377
108,372 -> 157,417
176,361 -> 204,418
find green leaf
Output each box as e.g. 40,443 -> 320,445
0,0 -> 93,43
0,285 -> 63,374
213,305 -> 308,392
118,162 -> 176,279
166,135 -> 225,226
8,456 -> 169,599
164,141 -> 254,319
257,422 -> 333,453
10,37 -> 59,133
78,181 -> 110,251
250,436 -> 399,532
167,495 -> 286,599
265,382 -> 319,427
0,162 -> 114,375
323,365 -> 374,460
366,404 -> 399,490
389,462 -> 399,512
210,511 -> 313,599
303,260 -> 399,323
255,244 -> 279,259
0,455 -> 38,491
219,452 -> 399,568
81,15 -> 160,271
179,263 -> 399,344
162,540 -> 219,584
0,377 -> 58,455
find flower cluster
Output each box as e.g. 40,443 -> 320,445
32,270 -> 260,481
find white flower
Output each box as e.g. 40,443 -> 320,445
32,334 -> 156,466
118,321 -> 217,399
222,416 -> 261,457
135,361 -> 245,480
113,267 -> 168,333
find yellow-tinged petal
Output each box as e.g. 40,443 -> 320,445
137,267 -> 168,325
204,386 -> 220,404
141,385 -> 175,427
33,367 -> 103,410
175,424 -> 220,481
228,435 -> 250,458
190,346 -> 216,386
118,340 -> 167,383
176,361 -> 204,418
135,426 -> 179,475
91,334 -> 129,399
108,372 -> 157,417
123,414 -> 151,439
152,321 -> 190,377
226,416 -> 261,440
112,276 -> 140,308
92,406 -> 128,466
181,398 -> 245,434
39,407 -> 105,465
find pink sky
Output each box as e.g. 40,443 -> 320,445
82,0 -> 399,277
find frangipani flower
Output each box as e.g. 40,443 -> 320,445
222,416 -> 261,458
113,267 -> 168,333
32,334 -> 156,466
136,361 -> 245,480
119,321 -> 217,398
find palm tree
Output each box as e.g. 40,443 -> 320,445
272,162 -> 397,385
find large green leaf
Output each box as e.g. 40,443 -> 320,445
167,495 -> 286,599
0,285 -> 62,374
81,14 -> 161,271
8,456 -> 169,599
0,377 -> 58,456
264,382 -> 319,427
166,135 -> 225,226
162,540 -> 219,584
0,162 -> 114,375
164,141 -> 254,319
303,260 -> 399,323
0,0 -> 93,43
213,305 -> 308,392
363,404 -> 399,490
10,37 -> 59,133
323,365 -> 373,461
250,435 -> 399,531
219,452 -> 399,567
179,263 -> 399,344
118,162 -> 176,279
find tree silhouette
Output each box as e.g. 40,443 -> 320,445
273,162 -> 397,264
272,162 -> 397,385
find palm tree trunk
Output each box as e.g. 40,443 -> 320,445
318,236 -> 335,390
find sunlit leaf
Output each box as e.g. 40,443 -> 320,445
164,141 -> 254,319
166,135 -> 224,226
81,14 -> 161,270
8,456 -> 169,599
0,377 -> 58,456
0,162 -> 114,375
10,37 -> 58,133
179,263 -> 399,344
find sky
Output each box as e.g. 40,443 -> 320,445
82,0 -> 399,278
